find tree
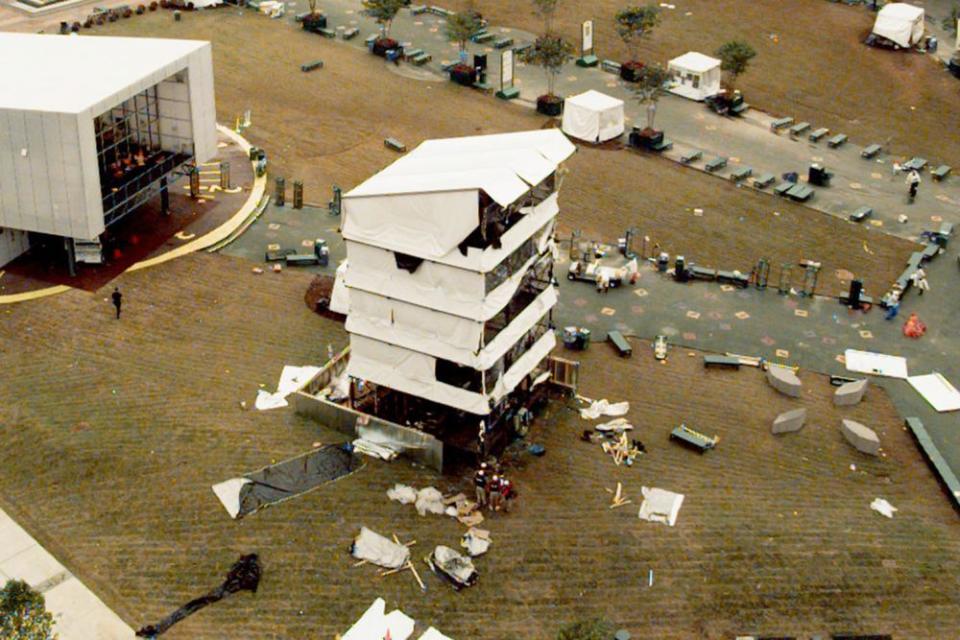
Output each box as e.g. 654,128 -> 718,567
307,0 -> 317,14
557,617 -> 614,640
362,0 -> 405,40
532,0 -> 562,34
1,580 -> 57,640
521,33 -> 575,98
633,62 -> 669,129
615,5 -> 661,62
446,11 -> 481,64
715,40 -> 757,89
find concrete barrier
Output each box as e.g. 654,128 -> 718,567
772,407 -> 806,434
834,379 -> 868,406
841,419 -> 880,456
766,366 -> 802,398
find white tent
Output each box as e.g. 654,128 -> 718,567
192,0 -> 223,6
667,52 -> 722,101
872,3 -> 925,48
561,90 -> 625,143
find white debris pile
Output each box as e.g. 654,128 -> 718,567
351,527 -> 411,570
353,439 -> 399,461
460,528 -> 492,557
341,598 -> 455,640
386,484 -> 418,505
579,398 -> 630,420
254,365 -> 321,410
596,418 -> 634,433
638,486 -> 685,527
415,487 -> 447,516
871,498 -> 898,519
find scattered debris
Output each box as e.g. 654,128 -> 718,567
251,267 -> 264,275
460,528 -> 491,557
353,438 -> 399,461
871,498 -> 898,518
387,484 -> 418,505
415,487 -> 446,517
600,432 -> 644,466
579,397 -> 630,420
254,365 -> 321,410
351,527 -> 410,569
605,482 -> 632,509
638,487 -> 685,527
596,418 -> 634,433
426,546 -> 478,590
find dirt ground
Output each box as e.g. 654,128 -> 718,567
1,255 -> 958,639
448,0 -> 960,169
95,10 -> 919,297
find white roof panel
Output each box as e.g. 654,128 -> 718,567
0,33 -> 208,114
878,2 -> 924,20
565,89 -> 624,111
415,128 -> 576,165
669,51 -> 721,73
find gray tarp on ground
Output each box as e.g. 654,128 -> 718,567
212,445 -> 362,519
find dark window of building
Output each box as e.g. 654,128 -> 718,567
394,251 -> 424,273
435,359 -> 484,393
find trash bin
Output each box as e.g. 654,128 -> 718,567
657,252 -> 669,273
926,36 -> 937,53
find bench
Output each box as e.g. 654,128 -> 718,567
770,116 -> 794,132
300,60 -> 324,72
365,34 -> 378,47
704,355 -> 741,369
493,37 -> 514,49
921,242 -> 940,261
670,424 -> 718,453
937,222 -> 954,245
773,181 -> 794,196
512,42 -> 533,56
427,5 -> 452,17
903,157 -> 927,171
650,138 -> 673,152
680,149 -> 702,164
849,206 -> 873,222
411,52 -> 431,65
689,265 -> 717,280
404,48 -> 423,59
716,270 -> 749,288
576,54 -> 599,67
789,122 -> 811,136
752,173 -> 776,188
294,11 -> 310,21
318,28 -> 336,38
705,156 -> 727,172
285,253 -> 320,266
809,127 -> 829,142
471,31 -> 495,43
786,183 -> 814,201
730,100 -> 749,115
861,143 -> 882,159
932,165 -> 951,181
601,59 -> 621,74
607,330 -> 632,357
409,4 -> 428,14
827,133 -> 848,148
384,137 -> 406,152
342,27 -> 359,40
730,166 -> 753,182
265,248 -> 296,262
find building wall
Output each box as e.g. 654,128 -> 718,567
0,227 -> 30,268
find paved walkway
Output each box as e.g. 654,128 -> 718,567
0,507 -> 133,639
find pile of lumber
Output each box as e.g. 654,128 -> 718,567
600,432 -> 643,466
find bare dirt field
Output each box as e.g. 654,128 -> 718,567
448,0 -> 960,169
1,258 -> 958,639
95,10 -> 919,297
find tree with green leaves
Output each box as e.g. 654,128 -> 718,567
362,0 -> 405,40
715,40 -> 757,89
615,5 -> 661,62
521,33 -> 575,99
633,62 -> 670,129
1,580 -> 57,640
532,0 -> 562,34
307,0 -> 317,14
557,617 -> 614,640
446,11 -> 481,64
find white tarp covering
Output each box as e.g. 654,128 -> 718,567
871,498 -> 898,519
415,128 -> 576,166
872,3 -> 925,47
561,90 -> 625,143
419,629 -> 455,640
638,487 -> 685,527
908,373 -> 960,412
341,599 -> 415,640
329,260 -> 350,315
845,349 -> 909,379
580,399 -> 630,420
351,527 -> 411,569
210,478 -> 251,519
255,389 -> 288,411
668,51 -> 722,101
255,365 -> 321,410
387,483 -> 418,505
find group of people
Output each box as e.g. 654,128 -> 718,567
473,462 -> 514,513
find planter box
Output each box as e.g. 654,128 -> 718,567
536,95 -> 563,116
620,61 -> 644,82
449,64 -> 476,86
372,37 -> 399,57
301,14 -> 327,32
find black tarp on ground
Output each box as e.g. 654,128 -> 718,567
236,444 -> 361,518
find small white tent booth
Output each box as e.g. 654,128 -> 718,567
561,90 -> 625,143
871,3 -> 925,48
667,52 -> 721,101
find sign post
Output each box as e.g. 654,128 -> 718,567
496,48 -> 519,100
576,20 -> 598,67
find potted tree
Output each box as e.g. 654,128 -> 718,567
302,0 -> 327,33
446,11 -> 481,85
629,62 -> 670,150
532,0 -> 561,33
363,0 -> 405,57
521,34 -> 575,116
615,5 -> 660,82
713,40 -> 756,113
1,579 -> 56,640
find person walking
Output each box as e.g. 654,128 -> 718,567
488,475 -> 502,512
884,285 -> 902,320
111,286 -> 123,319
911,268 -> 929,295
906,170 -> 921,202
499,478 -> 514,513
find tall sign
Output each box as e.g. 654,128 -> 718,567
496,49 -> 518,100
576,20 -> 598,67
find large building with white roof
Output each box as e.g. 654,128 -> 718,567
0,33 -> 216,269
333,129 -> 576,455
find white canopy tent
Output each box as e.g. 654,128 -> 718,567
192,0 -> 223,6
872,3 -> 925,48
668,52 -> 722,101
561,90 -> 625,143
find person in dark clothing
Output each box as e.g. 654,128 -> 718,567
111,287 -> 122,319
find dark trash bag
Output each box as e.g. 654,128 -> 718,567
136,554 -> 262,637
